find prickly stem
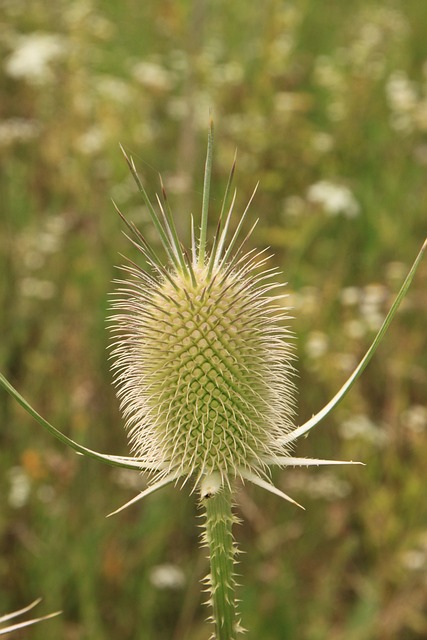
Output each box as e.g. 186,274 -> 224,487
202,486 -> 238,640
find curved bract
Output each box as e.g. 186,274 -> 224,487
0,599 -> 60,636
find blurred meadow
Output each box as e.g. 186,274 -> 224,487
1,0 -> 427,638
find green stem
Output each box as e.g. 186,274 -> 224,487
203,486 -> 237,640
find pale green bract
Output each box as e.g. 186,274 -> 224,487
0,599 -> 60,636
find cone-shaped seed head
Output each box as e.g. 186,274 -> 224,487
111,258 -> 295,487
110,131 -> 296,490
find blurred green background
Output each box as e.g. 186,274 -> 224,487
1,0 -> 426,638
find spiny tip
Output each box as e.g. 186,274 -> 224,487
159,173 -> 167,201
119,142 -> 129,161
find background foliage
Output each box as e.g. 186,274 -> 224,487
1,0 -> 426,638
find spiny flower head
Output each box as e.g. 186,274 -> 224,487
110,124 -> 296,495
112,254 -> 295,487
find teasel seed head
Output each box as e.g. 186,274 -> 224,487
109,123 -> 296,495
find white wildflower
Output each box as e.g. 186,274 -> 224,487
4,33 -> 68,85
307,180 -> 360,218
